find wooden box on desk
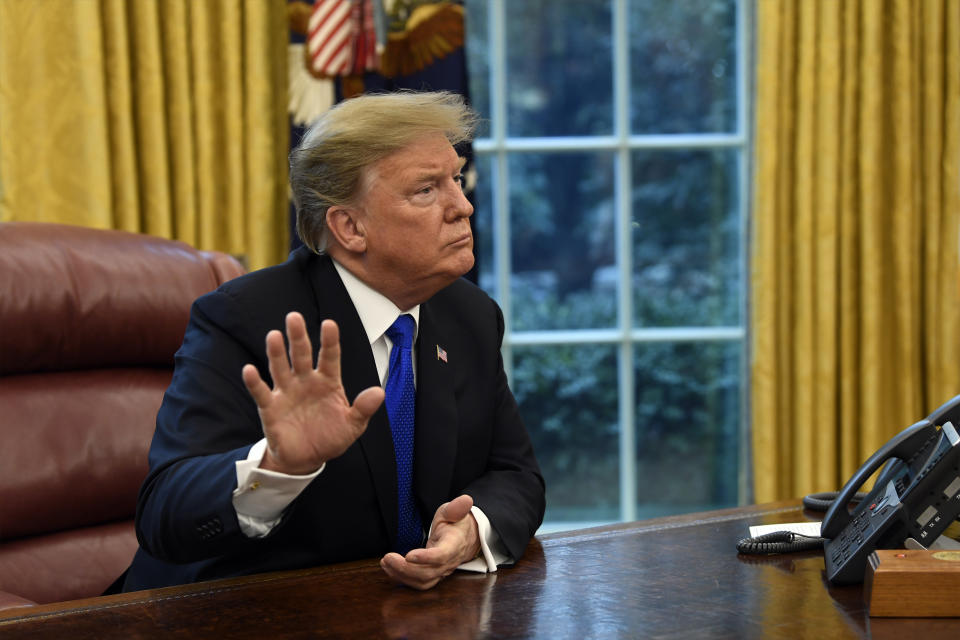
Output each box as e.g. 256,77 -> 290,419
865,549 -> 960,617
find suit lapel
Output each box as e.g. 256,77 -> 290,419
414,301 -> 458,516
306,256 -> 397,541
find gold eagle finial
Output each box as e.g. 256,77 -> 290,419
380,2 -> 465,78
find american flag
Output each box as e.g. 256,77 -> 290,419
307,0 -> 379,78
436,345 -> 448,363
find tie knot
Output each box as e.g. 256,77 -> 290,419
386,314 -> 415,350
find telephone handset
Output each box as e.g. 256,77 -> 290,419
821,394 -> 960,584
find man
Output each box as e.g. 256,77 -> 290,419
122,91 -> 545,592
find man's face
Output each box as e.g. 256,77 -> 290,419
353,133 -> 474,305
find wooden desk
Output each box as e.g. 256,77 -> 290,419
2,501 -> 959,638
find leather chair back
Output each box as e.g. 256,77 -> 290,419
0,222 -> 245,608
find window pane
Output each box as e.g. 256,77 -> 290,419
472,154 -> 495,298
510,152 -> 616,331
632,149 -> 740,327
513,344 -> 620,524
506,0 -> 613,137
629,0 -> 738,134
463,0 -> 748,531
464,0 -> 491,131
635,340 -> 741,518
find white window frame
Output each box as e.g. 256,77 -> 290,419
472,0 -> 752,526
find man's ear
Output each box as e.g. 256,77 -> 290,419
325,206 -> 367,253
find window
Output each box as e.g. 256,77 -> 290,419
465,0 -> 750,530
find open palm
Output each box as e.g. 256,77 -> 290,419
242,313 -> 384,475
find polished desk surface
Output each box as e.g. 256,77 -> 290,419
2,501 -> 960,639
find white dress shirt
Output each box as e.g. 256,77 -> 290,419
230,259 -> 509,572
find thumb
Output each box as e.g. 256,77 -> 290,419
436,494 -> 474,524
351,386 -> 385,423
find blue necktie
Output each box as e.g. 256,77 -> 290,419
384,314 -> 422,554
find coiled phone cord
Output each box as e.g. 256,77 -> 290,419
735,491 -> 867,555
735,531 -> 825,554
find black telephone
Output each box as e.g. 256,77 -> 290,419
820,394 -> 960,584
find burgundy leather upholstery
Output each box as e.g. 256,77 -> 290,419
0,222 -> 245,608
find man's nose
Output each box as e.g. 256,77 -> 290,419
446,181 -> 473,220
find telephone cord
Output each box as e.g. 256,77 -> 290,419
735,491 -> 866,555
735,531 -> 825,555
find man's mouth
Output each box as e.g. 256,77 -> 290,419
449,232 -> 472,247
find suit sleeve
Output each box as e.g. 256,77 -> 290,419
134,289 -> 271,563
462,301 -> 546,563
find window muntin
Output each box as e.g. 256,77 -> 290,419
466,0 -> 748,530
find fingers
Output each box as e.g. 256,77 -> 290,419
316,319 -> 342,380
263,313 -> 318,385
404,542 -> 455,566
285,312 -> 314,374
433,494 -> 474,526
352,386 -> 385,423
261,313 -> 323,390
381,504 -> 476,589
241,363 -> 272,407
422,498 -> 480,566
380,552 -> 450,591
264,329 -> 290,388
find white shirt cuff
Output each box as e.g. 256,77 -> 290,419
457,506 -> 512,573
232,439 -> 323,537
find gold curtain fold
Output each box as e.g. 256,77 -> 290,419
0,0 -> 289,270
752,0 -> 960,502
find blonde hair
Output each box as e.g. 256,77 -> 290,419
290,91 -> 479,253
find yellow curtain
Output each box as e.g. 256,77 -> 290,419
752,0 -> 960,502
0,0 -> 289,270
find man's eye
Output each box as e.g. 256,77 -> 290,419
454,174 -> 465,188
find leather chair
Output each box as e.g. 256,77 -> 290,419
0,222 -> 245,610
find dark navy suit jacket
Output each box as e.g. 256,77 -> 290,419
122,247 -> 545,590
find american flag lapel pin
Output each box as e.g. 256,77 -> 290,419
436,344 -> 448,363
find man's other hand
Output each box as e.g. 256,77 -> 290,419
242,312 -> 385,475
380,494 -> 482,590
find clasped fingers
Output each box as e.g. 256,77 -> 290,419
380,551 -> 457,591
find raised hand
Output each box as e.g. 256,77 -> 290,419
380,495 -> 481,590
241,312 -> 385,475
